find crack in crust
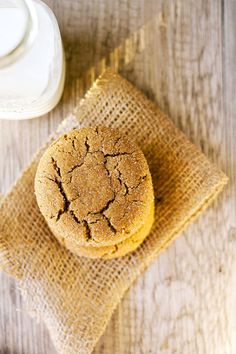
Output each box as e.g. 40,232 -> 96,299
51,157 -> 61,178
69,211 -> 92,241
88,194 -> 117,234
84,136 -> 90,152
82,220 -> 92,241
37,127 -> 151,245
51,158 -> 70,221
67,136 -> 90,174
103,151 -> 134,158
50,138 -> 147,236
50,145 -> 119,236
50,151 -> 120,236
69,209 -> 80,223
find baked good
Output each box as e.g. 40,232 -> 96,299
35,126 -> 154,258
62,201 -> 154,259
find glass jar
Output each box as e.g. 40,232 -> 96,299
0,0 -> 65,119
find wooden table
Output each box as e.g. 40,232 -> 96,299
1,0 -> 236,353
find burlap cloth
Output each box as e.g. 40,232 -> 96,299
0,70 -> 228,354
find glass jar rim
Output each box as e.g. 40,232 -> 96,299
0,0 -> 38,69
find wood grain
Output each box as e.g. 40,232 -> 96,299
0,0 -> 236,353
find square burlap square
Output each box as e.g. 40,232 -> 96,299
0,70 -> 227,354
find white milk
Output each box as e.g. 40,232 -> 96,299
0,8 -> 27,57
0,0 -> 65,119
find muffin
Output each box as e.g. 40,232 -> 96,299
35,126 -> 154,259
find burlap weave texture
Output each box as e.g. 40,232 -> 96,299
0,70 -> 227,354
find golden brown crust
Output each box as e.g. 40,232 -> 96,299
58,200 -> 154,259
35,126 -> 154,248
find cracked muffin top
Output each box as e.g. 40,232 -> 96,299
35,126 -> 154,247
